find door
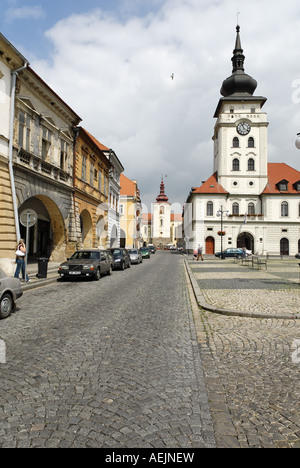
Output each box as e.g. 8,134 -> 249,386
280,238 -> 289,256
205,236 -> 215,255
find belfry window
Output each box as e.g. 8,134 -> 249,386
248,137 -> 255,147
248,158 -> 255,171
233,137 -> 239,148
232,158 -> 240,171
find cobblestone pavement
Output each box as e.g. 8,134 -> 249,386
0,252 -> 215,448
187,256 -> 300,318
185,256 -> 300,448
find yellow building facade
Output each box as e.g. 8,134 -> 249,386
74,128 -> 112,250
119,174 -> 142,248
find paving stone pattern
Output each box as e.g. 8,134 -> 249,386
186,256 -> 300,448
0,253 -> 215,448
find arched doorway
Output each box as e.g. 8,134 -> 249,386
120,229 -> 126,248
205,236 -> 215,255
110,224 -> 118,248
280,238 -> 289,256
237,232 -> 254,252
80,210 -> 93,248
18,195 -> 65,261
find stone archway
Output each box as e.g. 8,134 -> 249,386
18,195 -> 66,262
237,232 -> 254,252
80,209 -> 93,248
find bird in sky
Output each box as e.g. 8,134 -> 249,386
170,73 -> 174,80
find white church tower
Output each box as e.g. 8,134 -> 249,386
213,25 -> 269,196
152,178 -> 171,246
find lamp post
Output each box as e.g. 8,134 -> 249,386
295,134 -> 300,282
217,206 -> 229,259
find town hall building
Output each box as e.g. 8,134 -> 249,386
184,25 -> 300,257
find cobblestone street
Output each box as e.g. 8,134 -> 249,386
0,252 -> 299,449
0,252 -> 215,449
186,255 -> 300,448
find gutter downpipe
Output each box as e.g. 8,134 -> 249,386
8,61 -> 29,242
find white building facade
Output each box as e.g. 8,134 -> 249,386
184,26 -> 300,256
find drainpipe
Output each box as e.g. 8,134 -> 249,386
8,61 -> 29,241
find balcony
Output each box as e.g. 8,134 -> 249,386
17,148 -> 71,185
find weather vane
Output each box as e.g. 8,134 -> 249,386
237,11 -> 240,25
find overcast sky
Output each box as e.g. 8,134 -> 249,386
2,0 -> 300,212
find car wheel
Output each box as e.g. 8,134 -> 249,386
0,293 -> 13,319
107,266 -> 112,276
121,262 -> 125,270
127,261 -> 131,268
94,268 -> 101,281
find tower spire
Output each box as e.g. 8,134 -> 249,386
220,24 -> 257,97
156,177 -> 169,203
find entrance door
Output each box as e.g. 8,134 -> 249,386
237,232 -> 254,253
280,238 -> 289,256
205,236 -> 215,255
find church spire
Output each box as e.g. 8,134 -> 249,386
156,177 -> 169,203
220,25 -> 257,97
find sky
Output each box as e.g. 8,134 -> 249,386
1,0 -> 300,212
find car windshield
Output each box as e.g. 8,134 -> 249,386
110,249 -> 122,255
129,249 -> 138,254
141,247 -> 149,251
70,251 -> 100,260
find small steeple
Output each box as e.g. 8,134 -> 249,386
231,25 -> 245,73
156,177 -> 169,203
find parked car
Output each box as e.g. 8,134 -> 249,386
0,268 -> 23,319
148,245 -> 156,254
58,249 -> 112,280
109,248 -> 131,270
295,253 -> 300,259
140,247 -> 151,259
215,248 -> 244,258
128,249 -> 143,264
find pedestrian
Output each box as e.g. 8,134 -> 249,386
193,248 -> 198,260
197,244 -> 203,261
14,239 -> 29,282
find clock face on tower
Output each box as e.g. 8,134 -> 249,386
237,122 -> 251,135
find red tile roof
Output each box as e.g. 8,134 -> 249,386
262,163 -> 300,194
191,172 -> 228,194
120,174 -> 137,196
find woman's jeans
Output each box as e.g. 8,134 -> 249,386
14,258 -> 29,282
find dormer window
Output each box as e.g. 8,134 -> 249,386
277,179 -> 289,191
294,180 -> 300,192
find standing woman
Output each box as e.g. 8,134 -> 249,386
14,239 -> 29,282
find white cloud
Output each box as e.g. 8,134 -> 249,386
5,4 -> 45,21
31,0 -> 300,210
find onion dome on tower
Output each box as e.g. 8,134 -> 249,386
221,25 -> 257,97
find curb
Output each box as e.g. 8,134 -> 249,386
184,257 -> 300,321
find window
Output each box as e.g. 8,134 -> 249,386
232,202 -> 239,215
248,202 -> 255,215
90,162 -> 94,186
206,201 -> 213,216
233,137 -> 239,148
60,140 -> 68,170
81,155 -> 87,181
248,158 -> 255,171
248,137 -> 255,147
18,111 -> 31,152
281,201 -> 289,217
278,180 -> 288,191
98,170 -> 102,192
41,127 -> 52,160
232,158 -> 240,171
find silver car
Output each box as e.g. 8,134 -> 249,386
128,249 -> 143,264
0,268 -> 23,319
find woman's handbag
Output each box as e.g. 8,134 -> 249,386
15,249 -> 25,257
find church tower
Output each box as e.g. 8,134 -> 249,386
213,25 -> 269,195
152,178 -> 171,246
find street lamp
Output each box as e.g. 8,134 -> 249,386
216,206 -> 230,259
295,133 -> 300,150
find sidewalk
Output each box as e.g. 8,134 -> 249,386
184,255 -> 300,320
22,261 -> 60,291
